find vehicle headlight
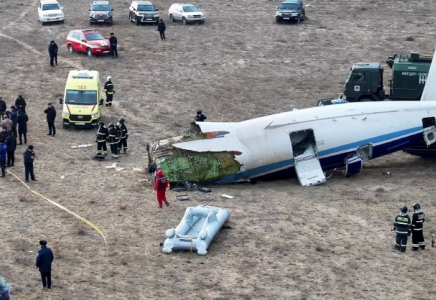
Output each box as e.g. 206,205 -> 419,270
58,13 -> 63,17
62,112 -> 69,117
188,15 -> 193,18
91,112 -> 99,117
43,14 -> 49,17
292,13 -> 298,16
155,14 -> 159,17
276,12 -> 282,16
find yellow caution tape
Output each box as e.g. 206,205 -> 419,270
7,170 -> 108,257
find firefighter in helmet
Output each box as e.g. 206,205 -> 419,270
117,118 -> 128,154
107,123 -> 120,158
104,76 -> 115,108
96,121 -> 108,155
393,205 -> 411,252
411,202 -> 425,250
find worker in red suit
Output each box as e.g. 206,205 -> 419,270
154,170 -> 170,209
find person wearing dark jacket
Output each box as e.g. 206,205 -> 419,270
153,170 -> 170,208
15,95 -> 26,113
158,19 -> 166,41
0,96 -> 6,121
0,126 -> 9,142
107,123 -> 120,158
195,110 -> 207,122
411,202 -> 426,250
23,144 -> 36,181
109,33 -> 118,58
5,132 -> 16,167
44,103 -> 56,136
0,138 -> 6,177
17,108 -> 28,144
117,118 -> 128,154
96,121 -> 109,155
104,76 -> 115,107
393,205 -> 411,252
48,40 -> 58,67
9,106 -> 18,137
36,240 -> 54,290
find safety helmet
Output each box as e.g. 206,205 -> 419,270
413,202 -> 421,210
197,110 -> 202,114
119,118 -> 125,123
107,76 -> 112,81
108,123 -> 114,128
98,121 -> 104,126
400,206 -> 408,213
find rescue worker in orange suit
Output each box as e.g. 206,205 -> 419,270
153,170 -> 170,209
104,76 -> 115,108
393,205 -> 411,252
107,123 -> 119,158
411,202 -> 425,250
96,121 -> 109,155
117,118 -> 128,154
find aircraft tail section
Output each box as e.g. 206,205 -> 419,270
421,48 -> 436,101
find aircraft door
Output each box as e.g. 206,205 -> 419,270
289,129 -> 326,187
422,117 -> 436,146
343,155 -> 363,177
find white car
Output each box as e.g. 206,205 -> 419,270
168,3 -> 205,25
38,0 -> 64,25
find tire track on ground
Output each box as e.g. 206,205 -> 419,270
2,0 -> 39,31
0,32 -> 83,70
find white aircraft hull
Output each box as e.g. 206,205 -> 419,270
172,101 -> 436,186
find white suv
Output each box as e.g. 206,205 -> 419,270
38,0 -> 64,25
168,3 -> 205,25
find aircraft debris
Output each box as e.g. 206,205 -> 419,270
106,163 -> 117,169
176,195 -> 189,201
71,144 -> 93,149
146,48 -> 436,187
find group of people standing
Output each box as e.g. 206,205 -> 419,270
96,118 -> 128,158
393,203 -> 426,252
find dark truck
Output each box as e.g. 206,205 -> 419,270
343,52 -> 432,102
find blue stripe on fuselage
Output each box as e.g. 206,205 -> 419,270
213,126 -> 423,184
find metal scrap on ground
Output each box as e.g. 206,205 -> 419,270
71,144 -> 94,149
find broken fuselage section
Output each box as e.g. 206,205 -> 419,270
147,124 -> 242,184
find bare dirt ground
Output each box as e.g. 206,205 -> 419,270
1,0 -> 436,299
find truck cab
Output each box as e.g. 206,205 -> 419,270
344,63 -> 384,102
59,70 -> 104,128
344,52 -> 431,102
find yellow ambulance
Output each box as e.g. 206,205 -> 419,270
59,70 -> 103,128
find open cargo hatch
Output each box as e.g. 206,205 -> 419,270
290,129 -> 326,187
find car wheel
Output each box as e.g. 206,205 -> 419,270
170,14 -> 175,22
86,48 -> 92,57
63,124 -> 69,129
297,16 -> 300,24
182,17 -> 187,25
41,21 -> 45,26
136,16 -> 141,25
199,20 -> 204,24
276,18 -> 281,24
68,44 -> 74,54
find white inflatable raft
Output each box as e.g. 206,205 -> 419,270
162,205 -> 230,255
